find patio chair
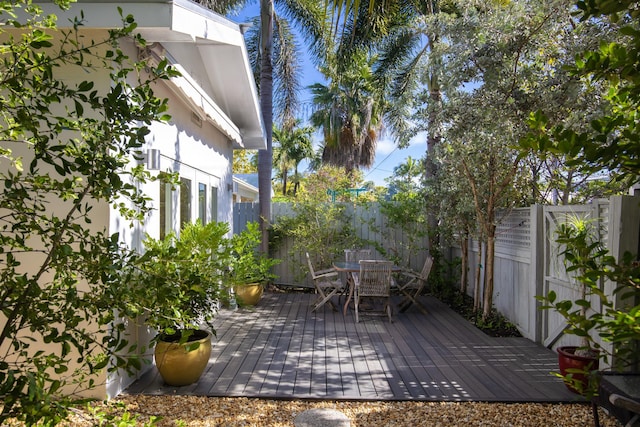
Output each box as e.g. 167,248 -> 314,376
342,248 -> 372,299
354,260 -> 394,323
344,248 -> 372,262
396,256 -> 433,314
305,252 -> 344,312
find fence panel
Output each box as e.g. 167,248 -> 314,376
540,203 -> 608,349
453,200 -> 618,344
233,202 -> 259,234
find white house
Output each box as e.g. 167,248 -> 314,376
233,174 -> 260,203
31,0 -> 265,398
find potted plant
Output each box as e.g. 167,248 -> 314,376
540,212 -> 640,401
228,222 -> 280,306
129,220 -> 232,386
540,215 -> 606,394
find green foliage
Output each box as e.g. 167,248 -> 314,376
523,0 -> 640,392
125,221 -> 232,340
373,159 -> 428,267
271,201 -> 359,277
271,168 -> 364,276
228,222 -> 280,285
0,2 -> 178,424
232,150 -> 258,173
310,50 -> 385,174
520,0 -> 639,185
273,122 -> 315,196
86,401 -> 161,427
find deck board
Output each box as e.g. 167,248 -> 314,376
124,291 -> 582,402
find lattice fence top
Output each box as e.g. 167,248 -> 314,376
496,208 -> 531,248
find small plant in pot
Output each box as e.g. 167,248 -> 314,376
228,222 -> 280,306
539,215 -> 608,395
129,220 -> 232,386
540,213 -> 640,399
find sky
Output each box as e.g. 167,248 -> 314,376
228,4 -> 427,187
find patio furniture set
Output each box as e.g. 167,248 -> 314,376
305,250 -> 433,322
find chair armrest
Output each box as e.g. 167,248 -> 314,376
610,393 -> 640,414
399,268 -> 419,279
314,269 -> 339,279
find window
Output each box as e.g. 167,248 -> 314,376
180,177 -> 192,230
198,182 -> 207,224
159,180 -> 173,239
210,186 -> 218,223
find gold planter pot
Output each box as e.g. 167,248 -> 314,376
154,330 -> 211,386
234,283 -> 264,306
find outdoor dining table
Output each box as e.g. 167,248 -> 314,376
333,261 -> 401,316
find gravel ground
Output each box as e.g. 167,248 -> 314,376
53,395 -> 622,427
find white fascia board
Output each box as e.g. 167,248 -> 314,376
34,1 -> 175,31
171,1 -> 242,45
233,176 -> 258,193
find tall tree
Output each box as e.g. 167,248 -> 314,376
372,1 -> 446,251
211,0 -> 328,252
0,3 -> 177,423
521,0 -> 640,188
273,122 -> 314,195
309,51 -> 385,175
436,0 -> 600,319
258,0 -> 276,251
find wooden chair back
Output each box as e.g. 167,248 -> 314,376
358,260 -> 393,297
344,249 -> 372,263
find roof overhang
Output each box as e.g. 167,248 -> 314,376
36,0 -> 265,149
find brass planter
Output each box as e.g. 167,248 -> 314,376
234,283 -> 263,306
154,330 -> 211,386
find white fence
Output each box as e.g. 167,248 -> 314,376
234,195 -> 640,348
451,196 -> 640,347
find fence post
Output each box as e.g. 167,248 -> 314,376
606,195 -> 640,368
530,204 -> 544,344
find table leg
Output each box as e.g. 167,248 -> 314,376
343,272 -> 355,316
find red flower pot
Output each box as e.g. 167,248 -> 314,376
557,346 -> 599,394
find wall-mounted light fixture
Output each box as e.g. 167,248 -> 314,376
227,183 -> 234,192
145,149 -> 161,170
135,149 -> 162,171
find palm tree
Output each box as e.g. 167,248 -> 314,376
272,122 -> 314,195
309,51 -> 385,175
200,0 -> 328,251
325,1 -> 467,250
253,1 -> 327,249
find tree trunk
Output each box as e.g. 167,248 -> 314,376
424,72 -> 442,252
258,0 -> 274,253
460,230 -> 469,295
473,237 -> 482,312
282,170 -> 288,195
482,232 -> 496,320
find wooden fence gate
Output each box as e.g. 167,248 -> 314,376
539,202 -> 609,349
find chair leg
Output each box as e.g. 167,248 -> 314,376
399,291 -> 429,314
354,292 -> 360,323
312,288 -> 338,312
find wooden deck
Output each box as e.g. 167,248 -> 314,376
124,291 -> 582,402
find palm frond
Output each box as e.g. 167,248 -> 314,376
273,16 -> 302,127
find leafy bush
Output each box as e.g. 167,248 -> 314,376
125,221 -> 232,340
228,222 -> 280,286
0,2 -> 177,424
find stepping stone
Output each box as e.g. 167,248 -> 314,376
294,408 -> 351,427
